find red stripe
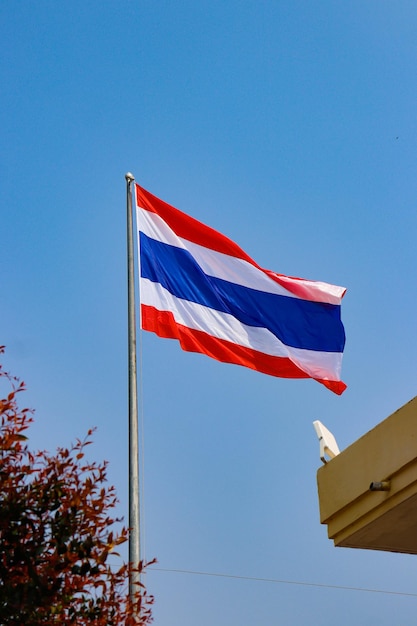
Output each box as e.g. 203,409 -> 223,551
136,183 -> 254,263
141,304 -> 346,395
135,183 -> 344,304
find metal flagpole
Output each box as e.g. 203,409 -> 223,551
125,172 -> 141,603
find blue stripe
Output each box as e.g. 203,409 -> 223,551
139,233 -> 345,352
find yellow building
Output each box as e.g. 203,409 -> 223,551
316,396 -> 417,554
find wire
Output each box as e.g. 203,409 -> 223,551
149,567 -> 417,598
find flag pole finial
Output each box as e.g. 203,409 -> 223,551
125,172 -> 135,183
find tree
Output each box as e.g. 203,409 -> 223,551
0,347 -> 154,625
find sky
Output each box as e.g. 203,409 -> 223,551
2,1 -> 417,624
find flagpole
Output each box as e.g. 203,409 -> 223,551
125,172 -> 140,602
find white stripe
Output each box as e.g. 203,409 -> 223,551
138,209 -> 292,297
137,208 -> 344,304
140,278 -> 342,381
267,271 -> 346,302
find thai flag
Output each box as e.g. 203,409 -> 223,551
135,183 -> 346,395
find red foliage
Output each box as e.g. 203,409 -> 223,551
0,347 -> 154,625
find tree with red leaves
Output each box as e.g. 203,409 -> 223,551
0,347 -> 154,625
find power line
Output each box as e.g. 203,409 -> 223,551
150,567 -> 417,598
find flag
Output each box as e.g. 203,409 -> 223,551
135,183 -> 347,395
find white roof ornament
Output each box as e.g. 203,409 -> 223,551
313,420 -> 340,464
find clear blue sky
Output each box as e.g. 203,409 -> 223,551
2,2 -> 417,624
